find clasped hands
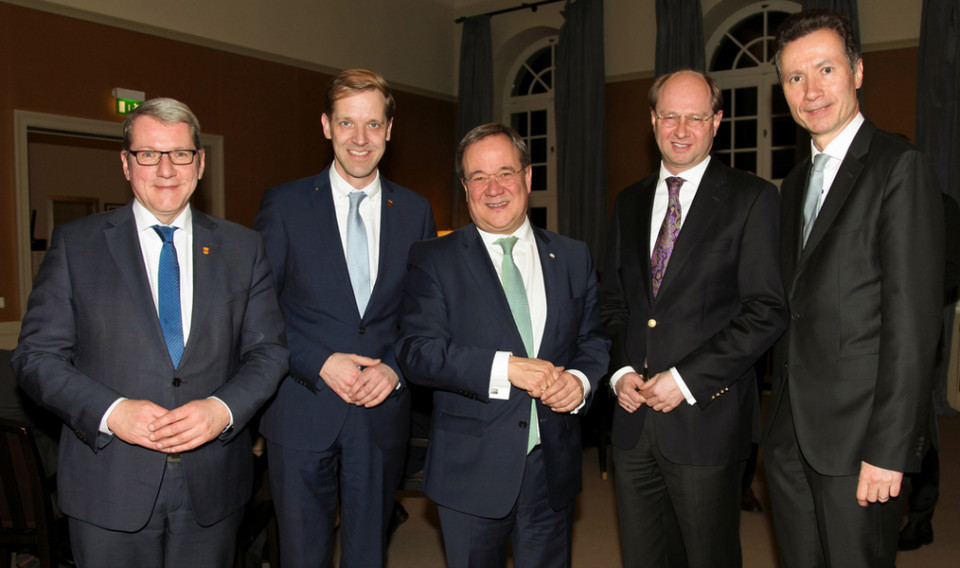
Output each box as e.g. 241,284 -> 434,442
508,356 -> 583,413
108,398 -> 230,454
615,370 -> 684,414
320,352 -> 398,408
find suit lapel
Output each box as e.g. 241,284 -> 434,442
796,121 -> 875,270
534,226 -> 560,359
103,205 -> 174,369
635,176 -> 657,304
655,159 -> 728,298
312,171 -> 360,316
460,225 -> 530,357
369,179 -> 397,312
184,211 -> 220,367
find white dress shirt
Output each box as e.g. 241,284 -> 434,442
809,112 -> 865,217
478,219 -> 591,414
330,164 -> 382,291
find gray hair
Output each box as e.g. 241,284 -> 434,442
123,97 -> 202,150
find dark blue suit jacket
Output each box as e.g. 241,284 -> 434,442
255,167 -> 436,453
396,224 -> 610,518
13,203 -> 289,531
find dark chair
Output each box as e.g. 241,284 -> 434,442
0,418 -> 59,568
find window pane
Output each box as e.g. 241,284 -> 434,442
531,137 -> 547,164
530,206 -> 548,228
734,87 -> 758,116
715,121 -> 732,151
772,149 -> 797,179
529,47 -> 552,73
730,13 -> 764,47
735,151 -> 757,174
531,110 -> 548,136
721,89 -> 732,117
713,38 -> 740,71
714,152 -> 732,167
771,84 -> 789,114
772,116 -> 797,146
532,165 -> 547,191
735,119 -> 758,148
512,112 -> 528,137
512,67 -> 534,97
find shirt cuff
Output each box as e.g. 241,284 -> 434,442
669,367 -> 697,405
566,369 -> 591,414
609,366 -> 636,395
100,397 -> 127,435
489,351 -> 513,399
208,396 -> 235,431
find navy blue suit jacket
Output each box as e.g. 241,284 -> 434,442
255,167 -> 436,453
396,224 -> 610,518
13,203 -> 289,531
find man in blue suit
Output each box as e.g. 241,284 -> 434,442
396,123 -> 610,568
13,98 -> 289,567
254,69 -> 436,567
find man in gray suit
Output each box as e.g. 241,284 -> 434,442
13,98 -> 289,567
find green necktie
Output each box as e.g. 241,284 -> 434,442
495,236 -> 539,454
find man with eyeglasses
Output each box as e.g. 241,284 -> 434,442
254,69 -> 436,567
396,123 -> 609,567
600,70 -> 787,568
12,97 -> 289,566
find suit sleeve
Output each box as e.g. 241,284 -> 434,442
673,183 -> 788,406
865,149 -> 944,470
12,227 -> 123,451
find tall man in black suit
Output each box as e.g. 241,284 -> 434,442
765,10 -> 945,567
601,70 -> 787,568
12,98 -> 289,567
397,123 -> 610,568
254,69 -> 436,567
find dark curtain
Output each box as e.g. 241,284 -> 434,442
916,0 -> 960,202
802,0 -> 861,51
654,0 -> 705,76
555,0 -> 607,262
454,15 -> 494,228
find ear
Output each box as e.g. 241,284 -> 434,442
197,148 -> 206,180
321,113 -> 332,140
853,58 -> 864,90
121,151 -> 132,181
385,118 -> 394,142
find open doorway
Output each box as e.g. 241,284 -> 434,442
13,110 -> 225,317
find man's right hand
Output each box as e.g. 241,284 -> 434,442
615,372 -> 647,413
107,399 -> 170,449
320,352 -> 382,403
507,356 -> 562,398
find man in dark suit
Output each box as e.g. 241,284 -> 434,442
396,123 -> 609,568
12,98 -> 289,567
254,69 -> 436,567
600,70 -> 787,568
764,10 -> 945,567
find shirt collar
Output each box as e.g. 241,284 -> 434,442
811,112 -> 865,163
659,155 -> 711,188
476,217 -> 535,249
133,199 -> 192,234
328,163 -> 382,200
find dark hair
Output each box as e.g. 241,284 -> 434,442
774,9 -> 861,80
648,70 -> 723,114
123,97 -> 201,150
324,69 -> 396,121
455,123 -> 531,181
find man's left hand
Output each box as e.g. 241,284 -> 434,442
541,371 -> 584,413
348,363 -> 399,408
148,399 -> 231,452
856,461 -> 903,507
638,371 -> 684,413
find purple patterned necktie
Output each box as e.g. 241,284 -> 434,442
651,176 -> 684,297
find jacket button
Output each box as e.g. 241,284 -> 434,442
358,327 -> 366,334
172,378 -> 181,387
791,312 -> 800,320
647,319 -> 657,328
519,421 -> 528,429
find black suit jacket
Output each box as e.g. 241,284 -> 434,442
13,204 -> 289,531
769,119 -> 944,476
396,224 -> 610,518
601,158 -> 787,466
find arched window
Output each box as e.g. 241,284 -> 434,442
504,36 -> 558,230
707,2 -> 801,182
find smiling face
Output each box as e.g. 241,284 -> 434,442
321,89 -> 393,189
779,28 -> 863,151
462,134 -> 531,235
651,72 -> 722,175
122,115 -> 204,224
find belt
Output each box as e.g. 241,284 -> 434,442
166,453 -> 182,463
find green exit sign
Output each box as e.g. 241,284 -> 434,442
116,98 -> 143,115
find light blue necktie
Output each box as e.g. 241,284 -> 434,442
802,153 -> 831,247
153,225 -> 183,367
495,236 -> 539,454
347,191 -> 371,315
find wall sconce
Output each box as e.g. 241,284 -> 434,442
112,88 -> 145,115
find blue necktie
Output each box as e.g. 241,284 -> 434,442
153,225 -> 183,367
347,192 -> 371,315
495,236 -> 539,454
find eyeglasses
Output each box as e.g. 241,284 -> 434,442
654,113 -> 715,129
464,168 -> 524,190
127,149 -> 199,166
